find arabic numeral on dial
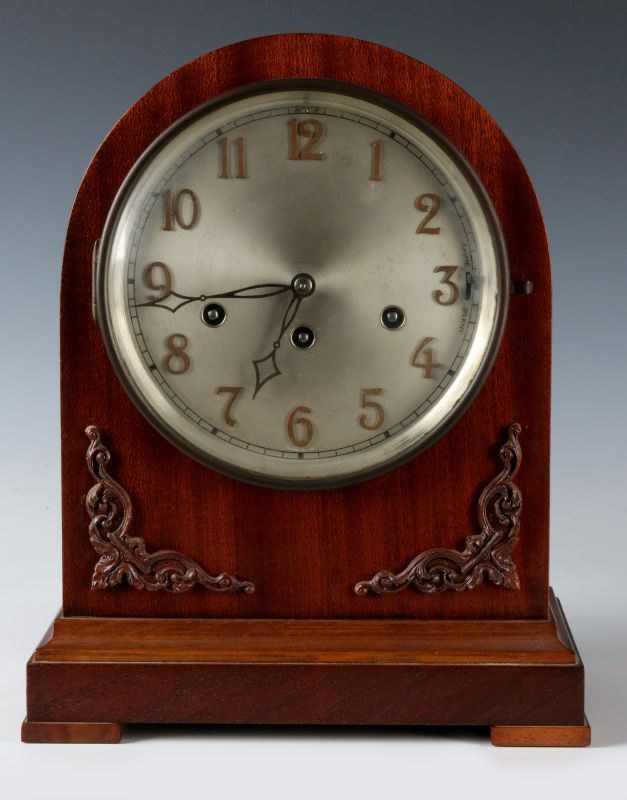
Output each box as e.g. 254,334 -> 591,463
162,189 -> 200,231
288,118 -> 326,160
216,386 -> 242,427
163,333 -> 191,375
370,139 -> 382,181
411,337 -> 442,379
287,405 -> 314,447
415,193 -> 441,234
143,261 -> 173,301
358,388 -> 385,430
432,266 -> 460,305
219,137 -> 248,179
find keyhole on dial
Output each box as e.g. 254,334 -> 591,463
291,326 -> 316,349
381,306 -> 405,330
202,303 -> 226,327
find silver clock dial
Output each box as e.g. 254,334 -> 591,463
98,83 -> 508,488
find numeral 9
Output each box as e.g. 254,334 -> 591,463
432,266 -> 459,306
143,261 -> 172,302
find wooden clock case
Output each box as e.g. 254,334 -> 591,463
23,33 -> 589,746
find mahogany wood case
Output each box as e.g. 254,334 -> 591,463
23,33 -> 589,746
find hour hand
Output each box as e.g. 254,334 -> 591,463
252,273 -> 315,398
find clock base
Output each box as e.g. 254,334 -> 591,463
23,590 -> 588,746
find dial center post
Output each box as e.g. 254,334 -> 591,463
291,273 -> 316,297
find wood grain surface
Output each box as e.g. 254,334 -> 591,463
23,594 -> 585,733
24,662 -> 584,728
60,34 -> 551,620
21,721 -> 121,744
491,722 -> 591,747
33,614 -> 576,664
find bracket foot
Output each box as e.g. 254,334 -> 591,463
491,720 -> 590,747
21,719 -> 122,744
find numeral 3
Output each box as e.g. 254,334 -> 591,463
432,266 -> 459,305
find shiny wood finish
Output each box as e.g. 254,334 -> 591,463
23,592 -> 586,739
32,615 -> 576,665
60,33 -> 551,620
21,721 -> 121,744
491,721 -> 591,747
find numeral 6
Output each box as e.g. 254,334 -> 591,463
287,405 -> 314,447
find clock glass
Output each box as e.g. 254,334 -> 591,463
97,81 -> 508,488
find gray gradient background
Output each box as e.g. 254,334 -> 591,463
0,0 -> 625,794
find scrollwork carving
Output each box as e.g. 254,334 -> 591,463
355,423 -> 522,595
85,426 -> 254,594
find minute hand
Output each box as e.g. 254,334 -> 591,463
137,281 -> 292,313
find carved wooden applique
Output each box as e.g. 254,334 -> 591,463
85,426 -> 254,594
355,423 -> 522,595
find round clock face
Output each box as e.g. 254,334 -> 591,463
98,81 -> 508,489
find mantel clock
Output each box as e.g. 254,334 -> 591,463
23,34 -> 589,746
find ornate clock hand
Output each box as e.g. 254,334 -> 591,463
252,274 -> 315,398
136,281 -> 292,313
